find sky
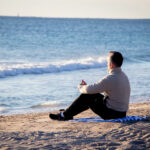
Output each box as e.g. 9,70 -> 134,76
0,0 -> 150,19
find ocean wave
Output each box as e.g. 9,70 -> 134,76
0,56 -> 107,78
31,101 -> 62,109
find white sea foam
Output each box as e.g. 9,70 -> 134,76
0,56 -> 107,78
0,107 -> 7,112
31,101 -> 61,108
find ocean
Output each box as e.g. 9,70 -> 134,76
0,16 -> 150,115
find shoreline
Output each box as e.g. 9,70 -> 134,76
1,101 -> 150,117
0,102 -> 150,149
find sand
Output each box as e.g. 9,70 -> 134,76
0,102 -> 150,150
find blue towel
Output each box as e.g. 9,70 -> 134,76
70,116 -> 148,123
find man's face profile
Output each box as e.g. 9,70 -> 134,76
107,54 -> 112,73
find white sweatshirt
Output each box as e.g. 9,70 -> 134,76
78,68 -> 131,112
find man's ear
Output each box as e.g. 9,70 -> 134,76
110,63 -> 115,68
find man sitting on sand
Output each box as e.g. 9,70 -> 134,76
49,51 -> 131,121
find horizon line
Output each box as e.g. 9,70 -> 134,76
0,15 -> 150,20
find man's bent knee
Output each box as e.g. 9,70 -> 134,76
79,93 -> 102,101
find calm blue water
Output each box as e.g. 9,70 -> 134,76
0,16 -> 150,115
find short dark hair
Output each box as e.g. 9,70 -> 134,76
109,51 -> 123,67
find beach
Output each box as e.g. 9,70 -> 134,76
0,102 -> 150,150
0,17 -> 150,149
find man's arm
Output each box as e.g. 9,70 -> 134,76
78,77 -> 109,94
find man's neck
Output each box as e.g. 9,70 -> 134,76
109,67 -> 121,74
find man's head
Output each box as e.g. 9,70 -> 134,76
107,51 -> 123,72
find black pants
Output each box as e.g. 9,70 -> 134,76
63,93 -> 126,120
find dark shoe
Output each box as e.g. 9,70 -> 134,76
49,113 -> 73,121
59,109 -> 65,112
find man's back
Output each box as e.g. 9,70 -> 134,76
105,68 -> 130,112
78,67 -> 130,112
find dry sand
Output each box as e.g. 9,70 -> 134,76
0,102 -> 150,150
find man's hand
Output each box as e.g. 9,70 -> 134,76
80,80 -> 87,85
78,80 -> 87,93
